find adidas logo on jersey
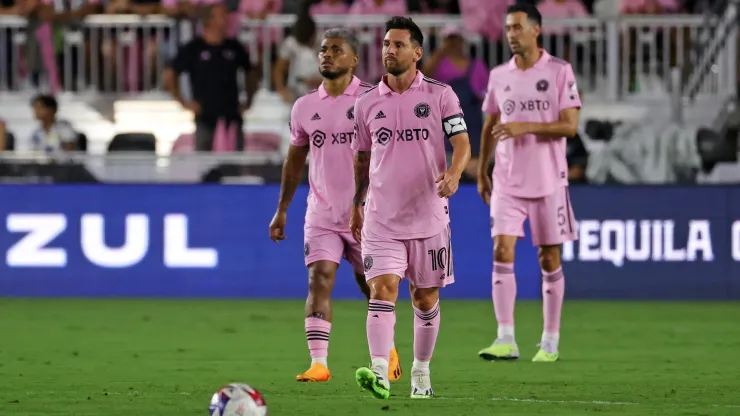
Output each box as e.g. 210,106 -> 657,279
375,111 -> 386,119
504,85 -> 511,92
311,113 -> 321,120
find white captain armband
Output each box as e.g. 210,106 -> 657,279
442,114 -> 467,137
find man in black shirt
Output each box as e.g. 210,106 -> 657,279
164,3 -> 259,151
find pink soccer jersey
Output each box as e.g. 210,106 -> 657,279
352,71 -> 467,240
482,49 -> 582,198
290,76 -> 373,232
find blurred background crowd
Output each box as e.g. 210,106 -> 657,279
0,0 -> 737,185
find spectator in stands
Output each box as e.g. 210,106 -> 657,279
537,0 -> 589,62
48,0 -> 104,92
408,0 -> 460,13
30,94 -> 78,152
103,0 -> 164,92
164,3 -> 259,151
457,0 -> 512,64
273,13 -> 321,103
422,24 -> 487,180
308,0 -> 349,15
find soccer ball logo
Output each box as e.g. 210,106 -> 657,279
503,99 -> 515,115
311,130 -> 326,148
209,383 -> 267,416
363,255 -> 373,271
414,102 -> 431,119
346,106 -> 354,120
376,127 -> 392,146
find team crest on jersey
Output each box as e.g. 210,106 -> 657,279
376,127 -> 392,146
363,255 -> 373,271
536,79 -> 549,92
503,99 -> 515,115
414,102 -> 431,119
311,130 -> 326,148
346,106 -> 354,120
304,242 -> 310,257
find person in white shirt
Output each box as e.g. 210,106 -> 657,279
272,13 -> 322,103
30,95 -> 78,153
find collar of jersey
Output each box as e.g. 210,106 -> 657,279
378,70 -> 424,95
508,48 -> 550,71
318,75 -> 362,99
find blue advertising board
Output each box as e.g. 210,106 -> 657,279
0,185 -> 738,299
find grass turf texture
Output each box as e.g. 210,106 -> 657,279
0,299 -> 738,415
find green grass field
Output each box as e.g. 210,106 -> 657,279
1,299 -> 739,415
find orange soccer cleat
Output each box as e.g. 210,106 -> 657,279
296,363 -> 332,382
388,347 -> 402,381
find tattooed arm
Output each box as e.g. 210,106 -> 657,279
353,150 -> 371,207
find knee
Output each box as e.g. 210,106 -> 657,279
493,240 -> 515,263
307,265 -> 335,294
368,276 -> 399,302
410,287 -> 439,311
538,246 -> 561,272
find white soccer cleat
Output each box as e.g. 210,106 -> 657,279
410,369 -> 434,399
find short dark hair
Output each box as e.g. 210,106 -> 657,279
385,16 -> 424,47
506,3 -> 542,27
32,94 -> 57,112
322,28 -> 360,55
201,3 -> 226,25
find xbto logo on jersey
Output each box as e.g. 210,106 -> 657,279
504,99 -> 551,115
396,129 -> 430,141
311,130 -> 326,148
376,127 -> 392,146
331,132 -> 355,144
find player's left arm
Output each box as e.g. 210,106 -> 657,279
521,64 -> 582,138
438,87 -> 471,197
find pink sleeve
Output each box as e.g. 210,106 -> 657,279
440,86 -> 463,119
351,100 -> 372,151
481,72 -> 499,115
470,60 -> 489,98
289,100 -> 309,146
441,87 -> 468,138
557,64 -> 582,111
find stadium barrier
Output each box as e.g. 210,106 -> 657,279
0,14 -> 736,100
0,184 -> 738,300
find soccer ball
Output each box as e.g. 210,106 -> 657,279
209,383 -> 268,416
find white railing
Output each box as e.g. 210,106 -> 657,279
0,14 -> 736,101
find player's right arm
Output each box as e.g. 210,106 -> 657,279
270,100 -> 310,242
477,73 -> 501,205
349,99 -> 372,243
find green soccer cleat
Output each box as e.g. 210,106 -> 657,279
478,337 -> 520,361
532,341 -> 559,362
355,367 -> 390,399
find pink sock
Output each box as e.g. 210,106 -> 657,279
492,262 -> 516,329
413,300 -> 440,362
305,317 -> 331,363
542,267 -> 565,333
367,299 -> 396,362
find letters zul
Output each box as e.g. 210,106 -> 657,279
5,213 -> 219,268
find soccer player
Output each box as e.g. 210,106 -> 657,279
350,17 -> 471,399
269,28 -> 402,383
476,3 -> 581,363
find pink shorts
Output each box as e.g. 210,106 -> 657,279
304,226 -> 363,273
491,187 -> 578,246
360,226 -> 455,289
